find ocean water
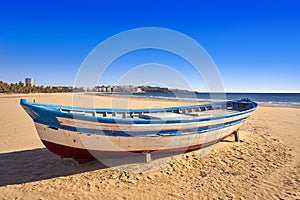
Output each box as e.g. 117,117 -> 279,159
222,93 -> 300,107
103,92 -> 300,107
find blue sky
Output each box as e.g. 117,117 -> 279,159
0,0 -> 299,92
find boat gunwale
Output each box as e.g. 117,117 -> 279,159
20,98 -> 258,125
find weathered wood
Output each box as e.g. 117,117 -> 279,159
145,152 -> 151,163
234,131 -> 240,142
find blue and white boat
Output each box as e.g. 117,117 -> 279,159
20,98 -> 257,163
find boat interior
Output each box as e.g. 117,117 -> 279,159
59,102 -> 242,120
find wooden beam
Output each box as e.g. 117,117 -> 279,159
233,130 -> 240,142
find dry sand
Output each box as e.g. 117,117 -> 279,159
0,93 -> 299,199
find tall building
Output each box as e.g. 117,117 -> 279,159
25,78 -> 35,87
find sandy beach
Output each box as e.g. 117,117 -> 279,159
0,93 -> 299,199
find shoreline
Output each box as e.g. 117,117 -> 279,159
1,92 -> 299,108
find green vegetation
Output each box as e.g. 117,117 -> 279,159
0,81 -> 73,94
0,80 -> 189,94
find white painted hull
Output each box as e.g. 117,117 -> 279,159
35,121 -> 242,162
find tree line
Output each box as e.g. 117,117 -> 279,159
0,80 -> 186,94
0,81 -> 74,93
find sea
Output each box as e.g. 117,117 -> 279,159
100,92 -> 300,107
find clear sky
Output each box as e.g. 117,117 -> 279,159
0,0 -> 299,92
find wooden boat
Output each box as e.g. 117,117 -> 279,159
20,98 -> 257,163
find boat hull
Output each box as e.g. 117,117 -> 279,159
35,121 -> 242,163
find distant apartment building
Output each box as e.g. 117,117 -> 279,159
144,86 -> 168,92
25,78 -> 35,87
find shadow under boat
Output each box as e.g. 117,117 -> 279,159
0,148 -> 106,186
0,137 -> 237,186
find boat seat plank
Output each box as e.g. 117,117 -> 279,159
139,112 -> 194,120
